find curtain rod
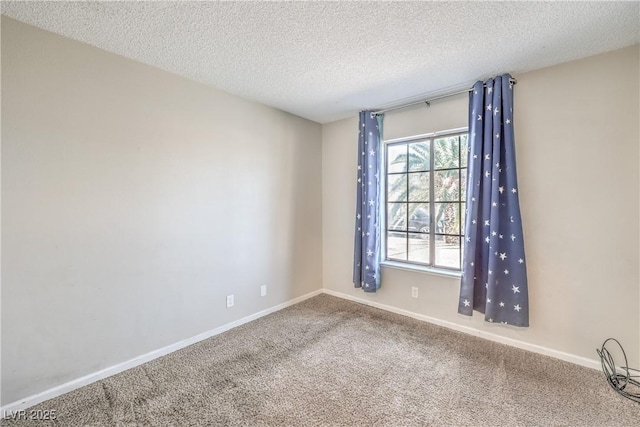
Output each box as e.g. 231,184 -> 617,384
372,78 -> 517,116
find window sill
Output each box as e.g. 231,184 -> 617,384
380,260 -> 462,279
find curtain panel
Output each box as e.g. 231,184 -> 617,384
353,111 -> 383,292
458,75 -> 529,326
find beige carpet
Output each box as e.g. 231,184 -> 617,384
2,294 -> 638,426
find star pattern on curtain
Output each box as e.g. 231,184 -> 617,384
353,111 -> 382,292
459,74 -> 529,327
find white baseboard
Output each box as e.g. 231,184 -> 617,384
321,289 -> 601,371
1,289 -> 322,415
2,286 -> 601,415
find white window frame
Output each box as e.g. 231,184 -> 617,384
380,127 -> 468,277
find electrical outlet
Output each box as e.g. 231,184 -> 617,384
260,285 -> 267,297
226,295 -> 234,308
411,287 -> 419,299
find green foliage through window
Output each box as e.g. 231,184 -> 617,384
385,132 -> 468,270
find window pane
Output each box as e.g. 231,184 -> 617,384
434,136 -> 459,169
387,232 -> 407,261
387,203 -> 407,231
387,144 -> 407,173
408,203 -> 430,233
435,202 -> 460,235
387,174 -> 407,202
461,169 -> 467,201
408,233 -> 430,264
461,202 -> 466,235
408,172 -> 429,202
385,133 -> 468,272
434,170 -> 459,201
460,134 -> 469,168
435,236 -> 461,269
408,141 -> 430,171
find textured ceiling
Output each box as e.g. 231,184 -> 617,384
2,1 -> 639,123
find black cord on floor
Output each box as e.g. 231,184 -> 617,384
596,338 -> 640,404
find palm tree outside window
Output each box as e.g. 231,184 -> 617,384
384,130 -> 468,270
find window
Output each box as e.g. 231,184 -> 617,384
383,130 -> 468,270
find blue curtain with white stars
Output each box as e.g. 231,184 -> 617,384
353,111 -> 383,292
458,74 -> 529,326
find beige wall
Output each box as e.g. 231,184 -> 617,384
2,14 -> 638,408
1,17 -> 322,405
323,45 -> 640,367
